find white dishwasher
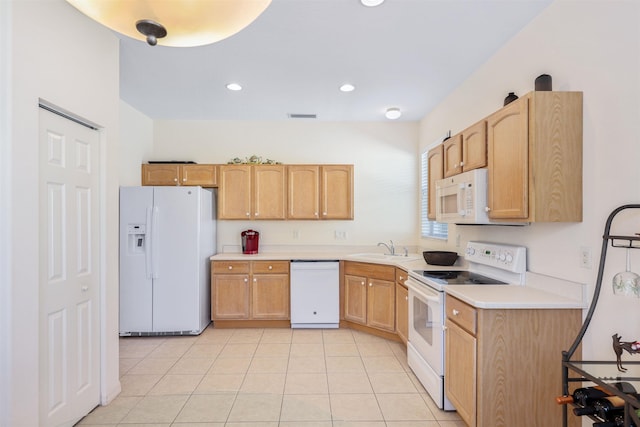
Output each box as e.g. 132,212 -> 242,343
290,260 -> 340,328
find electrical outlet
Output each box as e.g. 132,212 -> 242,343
334,230 -> 347,240
580,246 -> 592,269
293,230 -> 299,239
455,234 -> 461,248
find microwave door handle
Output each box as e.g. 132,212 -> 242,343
457,184 -> 465,217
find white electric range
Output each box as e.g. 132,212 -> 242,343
405,241 -> 527,410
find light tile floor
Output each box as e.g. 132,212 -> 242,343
78,326 -> 465,427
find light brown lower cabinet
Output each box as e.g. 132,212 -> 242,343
395,268 -> 409,344
444,295 -> 581,427
343,261 -> 395,333
211,260 -> 289,322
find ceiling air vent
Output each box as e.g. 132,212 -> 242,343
288,113 -> 317,119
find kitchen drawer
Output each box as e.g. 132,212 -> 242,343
344,261 -> 396,281
395,268 -> 408,286
212,261 -> 250,274
446,295 -> 477,335
252,260 -> 289,274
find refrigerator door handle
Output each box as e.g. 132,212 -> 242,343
144,206 -> 153,279
151,205 -> 160,279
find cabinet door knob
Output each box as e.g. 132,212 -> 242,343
246,212 -> 250,216
182,177 -> 187,182
244,277 -> 248,283
174,178 -> 178,182
369,282 -> 373,287
405,296 -> 408,301
485,206 -> 491,212
361,281 -> 365,286
452,309 -> 460,316
323,212 -> 327,216
254,278 -> 257,283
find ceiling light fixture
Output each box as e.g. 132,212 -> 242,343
360,0 -> 385,7
339,84 -> 355,92
226,83 -> 243,91
65,0 -> 272,47
385,107 -> 402,120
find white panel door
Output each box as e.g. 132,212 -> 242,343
39,108 -> 100,427
152,187 -> 200,332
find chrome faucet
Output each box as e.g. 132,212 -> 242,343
377,240 -> 395,255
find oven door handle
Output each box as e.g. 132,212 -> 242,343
406,278 -> 442,303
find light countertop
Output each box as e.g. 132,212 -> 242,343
210,251 -> 586,310
209,251 -> 460,271
444,285 -> 585,309
444,271 -> 586,309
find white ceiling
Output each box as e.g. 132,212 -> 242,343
117,0 -> 552,122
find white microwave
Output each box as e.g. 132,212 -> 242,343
435,168 -> 491,224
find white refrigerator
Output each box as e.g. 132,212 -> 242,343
119,186 -> 216,336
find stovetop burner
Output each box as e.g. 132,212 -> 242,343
412,270 -> 507,285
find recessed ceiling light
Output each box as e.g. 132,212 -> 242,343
361,0 -> 384,7
339,83 -> 355,92
226,83 -> 242,91
385,107 -> 401,120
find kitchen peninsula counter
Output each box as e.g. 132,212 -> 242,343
444,271 -> 586,309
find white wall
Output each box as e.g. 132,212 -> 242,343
151,120 -> 420,252
419,1 -> 640,361
120,101 -> 154,186
3,0 -> 121,425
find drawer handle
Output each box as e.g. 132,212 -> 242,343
452,309 -> 460,316
268,265 -> 273,270
228,265 -> 233,270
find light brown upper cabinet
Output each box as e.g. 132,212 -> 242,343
426,145 -> 444,220
288,164 -> 354,220
461,120 -> 487,172
218,164 -> 287,220
443,121 -> 487,178
141,163 -> 217,187
486,91 -> 583,222
443,134 -> 463,177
